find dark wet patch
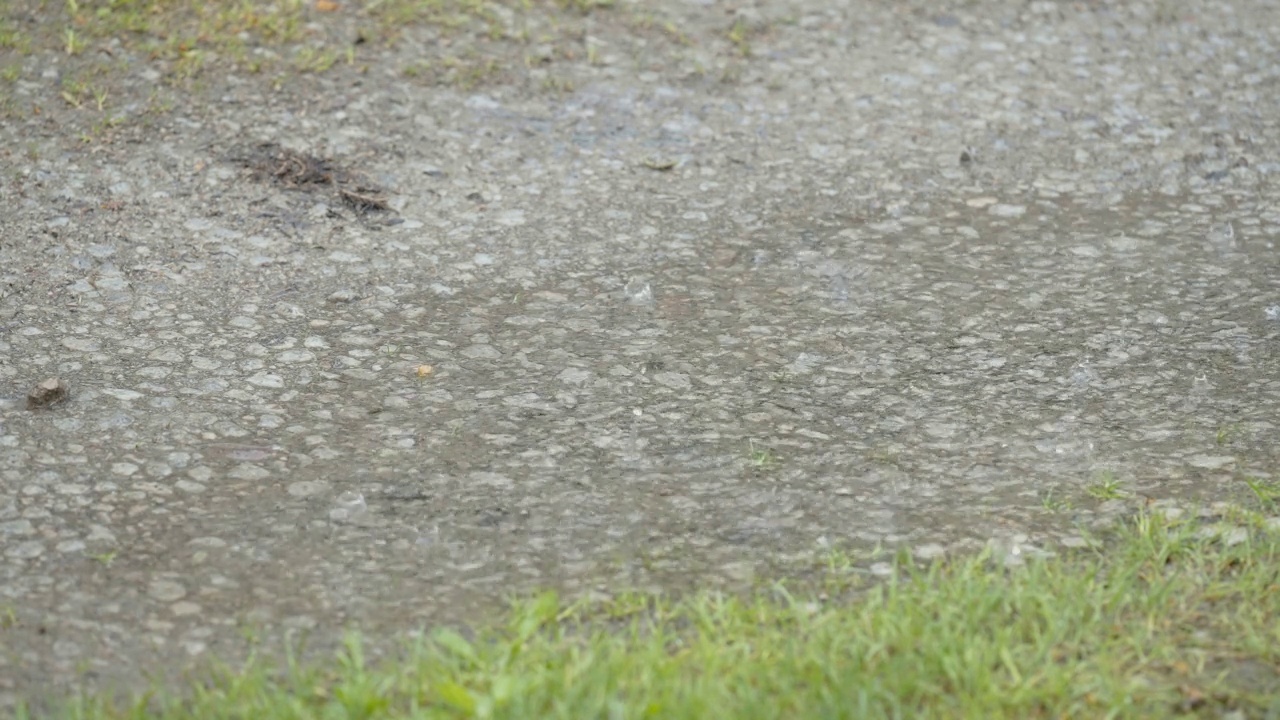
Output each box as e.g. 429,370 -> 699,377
232,142 -> 392,214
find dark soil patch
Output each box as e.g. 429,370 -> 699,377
232,142 -> 391,214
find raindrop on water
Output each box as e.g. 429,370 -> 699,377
623,278 -> 653,304
1191,373 -> 1213,394
829,275 -> 849,302
1207,221 -> 1238,254
414,523 -> 440,548
329,491 -> 367,523
1068,359 -> 1098,388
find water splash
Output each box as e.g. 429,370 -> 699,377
329,491 -> 368,523
624,277 -> 653,305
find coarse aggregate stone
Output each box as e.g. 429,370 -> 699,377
2,0 -> 1280,708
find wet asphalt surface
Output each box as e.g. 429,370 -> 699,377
2,0 -> 1280,708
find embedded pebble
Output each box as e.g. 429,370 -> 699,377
148,580 -> 187,602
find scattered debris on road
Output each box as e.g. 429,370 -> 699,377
233,142 -> 391,213
26,377 -> 69,410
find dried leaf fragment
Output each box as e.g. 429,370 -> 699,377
27,377 -> 69,410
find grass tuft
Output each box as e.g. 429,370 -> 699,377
27,508 -> 1280,719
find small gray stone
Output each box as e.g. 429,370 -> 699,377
913,543 -> 946,560
0,519 -> 34,536
6,541 -> 44,559
148,579 -> 187,602
287,481 -> 328,498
